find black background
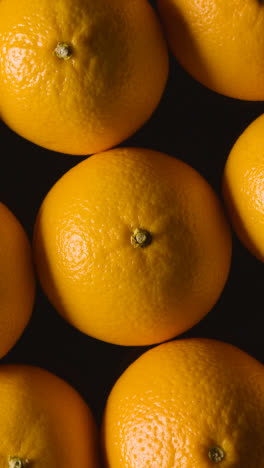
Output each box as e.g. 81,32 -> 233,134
1,0 -> 264,427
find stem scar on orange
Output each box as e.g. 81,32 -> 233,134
0,365 -> 100,467
33,148 -> 232,346
102,338 -> 264,468
0,202 -> 35,359
0,0 -> 168,155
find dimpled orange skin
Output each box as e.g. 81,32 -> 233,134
33,148 -> 231,346
102,338 -> 264,468
0,364 -> 100,467
0,0 -> 168,156
157,0 -> 264,101
0,202 -> 35,359
223,114 -> 264,262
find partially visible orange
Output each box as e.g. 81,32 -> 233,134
157,0 -> 264,100
102,338 -> 264,468
0,364 -> 100,467
0,0 -> 168,155
33,147 -> 231,346
223,113 -> 264,262
0,202 -> 35,359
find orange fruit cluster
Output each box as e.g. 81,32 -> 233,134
0,0 -> 264,466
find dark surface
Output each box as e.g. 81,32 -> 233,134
1,0 -> 264,427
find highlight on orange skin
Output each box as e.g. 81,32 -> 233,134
0,0 -> 169,154
33,147 -> 232,346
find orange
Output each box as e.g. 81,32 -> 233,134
0,364 -> 100,467
223,114 -> 264,262
0,202 -> 35,359
157,0 -> 264,101
102,338 -> 264,468
0,0 -> 168,156
33,147 -> 231,346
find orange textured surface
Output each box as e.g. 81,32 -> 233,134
102,338 -> 264,468
0,202 -> 35,359
157,0 -> 264,100
0,365 -> 100,467
33,148 -> 231,346
0,0 -> 168,155
223,113 -> 264,262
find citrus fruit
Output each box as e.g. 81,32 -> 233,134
102,338 -> 264,468
0,364 -> 99,467
33,147 -> 231,346
0,0 -> 168,156
222,114 -> 264,261
0,202 -> 35,359
157,0 -> 264,101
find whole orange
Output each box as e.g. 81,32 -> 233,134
33,148 -> 231,346
102,338 -> 264,468
157,0 -> 264,100
223,114 -> 264,262
0,0 -> 168,156
0,364 -> 100,467
0,202 -> 35,359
